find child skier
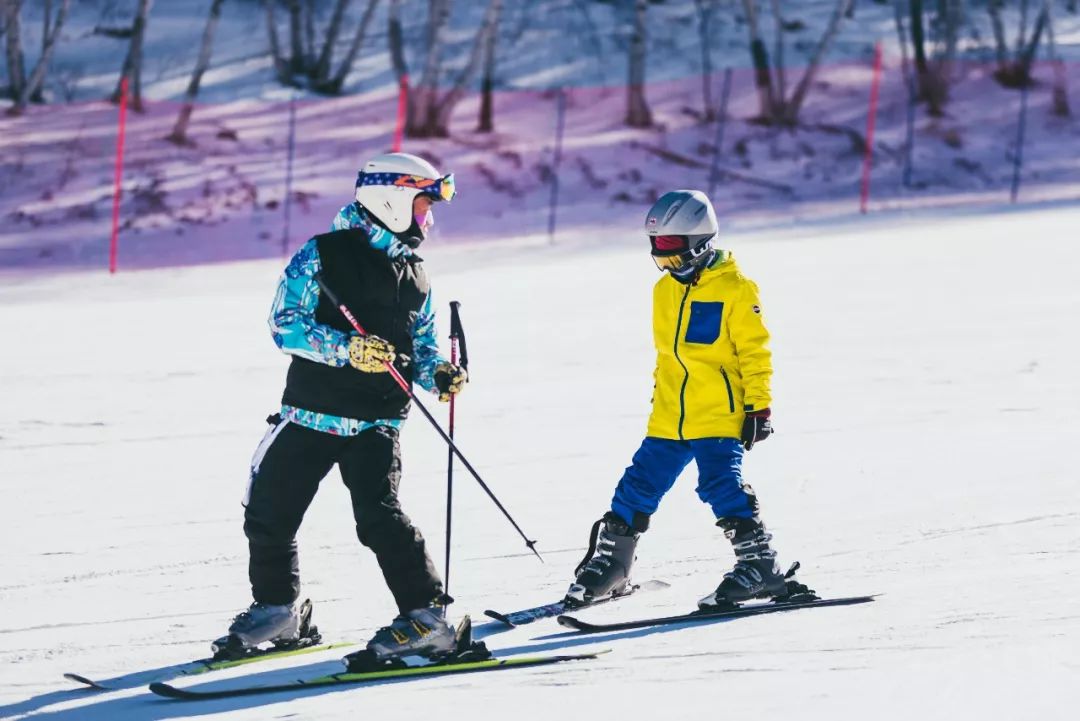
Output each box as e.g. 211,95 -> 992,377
216,152 -> 468,663
566,189 -> 799,610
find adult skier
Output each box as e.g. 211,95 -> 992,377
216,152 -> 468,663
566,189 -> 799,610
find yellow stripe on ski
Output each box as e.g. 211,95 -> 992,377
191,642 -> 356,675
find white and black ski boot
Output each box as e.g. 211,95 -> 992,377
343,605 -> 490,672
698,517 -> 789,609
564,512 -> 641,607
212,598 -> 318,659
358,603 -> 456,664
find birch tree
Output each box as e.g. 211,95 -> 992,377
402,0 -> 502,138
11,0 -> 69,114
264,0 -> 290,83
476,0 -> 502,131
168,0 -> 226,144
625,0 -> 652,127
693,0 -> 718,122
312,0 -> 350,86
317,0 -> 380,95
739,0 -> 854,126
286,0 -> 303,76
3,0 -> 26,102
111,0 -> 153,111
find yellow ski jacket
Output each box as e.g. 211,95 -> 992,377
647,252 -> 772,440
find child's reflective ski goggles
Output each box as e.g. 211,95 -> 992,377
650,235 -> 709,271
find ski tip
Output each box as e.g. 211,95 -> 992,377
555,615 -> 584,630
149,682 -> 189,699
482,610 -> 516,627
63,673 -> 109,690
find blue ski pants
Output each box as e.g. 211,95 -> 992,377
610,437 -> 758,527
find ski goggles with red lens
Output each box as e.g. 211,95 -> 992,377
355,172 -> 456,202
650,235 -> 710,272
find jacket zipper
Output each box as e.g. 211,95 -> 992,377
673,285 -> 691,440
720,366 -> 735,414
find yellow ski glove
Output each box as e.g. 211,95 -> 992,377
348,335 -> 396,373
434,362 -> 468,402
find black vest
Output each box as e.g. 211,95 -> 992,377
281,228 -> 430,421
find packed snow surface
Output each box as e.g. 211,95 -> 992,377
1,205 -> 1078,719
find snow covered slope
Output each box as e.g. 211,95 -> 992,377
1,204 -> 1078,719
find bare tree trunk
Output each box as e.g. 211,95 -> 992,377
3,0 -> 26,101
34,0 -> 49,100
322,0 -> 380,94
942,0 -> 960,63
741,0 -> 776,120
1016,0 -> 1030,55
987,0 -> 1009,73
264,0 -> 290,83
476,0 -> 502,132
784,0 -> 853,124
303,0 -> 316,71
1017,3 -> 1048,83
313,0 -> 350,85
893,0 -> 914,94
910,0 -> 929,79
693,0 -> 716,121
111,0 -> 153,111
286,0 -> 304,76
909,0 -> 946,114
41,0 -> 49,54
12,0 -> 68,113
169,0 -> 226,143
625,0 -> 652,127
408,0 -> 450,136
430,0 -> 501,135
387,0 -> 407,81
387,0 -> 411,129
769,0 -> 787,116
1043,0 -> 1071,116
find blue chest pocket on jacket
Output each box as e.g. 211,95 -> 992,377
685,301 -> 724,344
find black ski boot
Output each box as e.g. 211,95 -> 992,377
698,517 -> 788,609
564,512 -> 642,606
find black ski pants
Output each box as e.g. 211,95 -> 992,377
243,416 -> 442,614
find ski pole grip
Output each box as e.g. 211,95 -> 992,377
448,301 -> 469,370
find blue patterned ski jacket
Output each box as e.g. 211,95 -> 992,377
268,203 -> 446,436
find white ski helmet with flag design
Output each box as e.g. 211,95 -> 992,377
354,152 -> 456,234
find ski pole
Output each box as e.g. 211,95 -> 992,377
314,274 -> 542,562
444,301 -> 467,595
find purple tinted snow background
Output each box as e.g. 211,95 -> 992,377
1,57 -> 1078,273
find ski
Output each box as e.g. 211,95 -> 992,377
483,579 -> 671,627
63,641 -> 355,690
64,598 -> 349,691
556,594 -> 877,634
148,650 -> 607,700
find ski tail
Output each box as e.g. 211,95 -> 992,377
483,579 -> 671,628
63,641 -> 354,691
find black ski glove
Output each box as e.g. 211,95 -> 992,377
741,408 -> 773,451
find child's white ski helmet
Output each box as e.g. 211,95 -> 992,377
645,189 -> 719,281
354,152 -> 456,236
